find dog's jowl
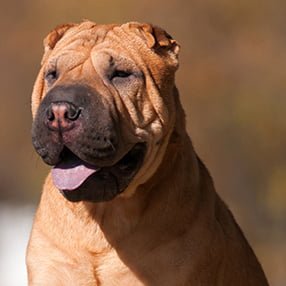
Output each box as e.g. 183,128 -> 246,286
26,21 -> 269,286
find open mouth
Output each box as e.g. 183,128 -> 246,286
51,143 -> 146,202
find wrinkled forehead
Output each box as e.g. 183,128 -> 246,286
49,22 -> 150,63
42,21 -> 178,90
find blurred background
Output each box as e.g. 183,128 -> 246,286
0,0 -> 285,285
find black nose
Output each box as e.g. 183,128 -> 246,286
46,102 -> 81,131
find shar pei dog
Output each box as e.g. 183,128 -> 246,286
26,21 -> 269,285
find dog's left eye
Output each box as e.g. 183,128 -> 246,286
110,70 -> 132,80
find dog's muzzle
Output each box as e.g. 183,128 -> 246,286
32,84 -> 146,202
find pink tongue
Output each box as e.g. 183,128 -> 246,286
51,159 -> 100,191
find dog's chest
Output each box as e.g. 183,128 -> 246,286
95,250 -> 144,286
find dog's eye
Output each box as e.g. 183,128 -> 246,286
110,70 -> 132,80
45,69 -> 58,84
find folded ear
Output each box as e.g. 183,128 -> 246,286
142,24 -> 179,51
41,23 -> 76,64
136,23 -> 180,67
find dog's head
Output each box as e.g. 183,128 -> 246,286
32,21 -> 180,202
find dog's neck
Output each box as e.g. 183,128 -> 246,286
39,89 -> 214,256
77,89 -> 210,246
37,109 -> 216,282
82,127 -> 203,246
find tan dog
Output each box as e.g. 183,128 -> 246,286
26,21 -> 269,285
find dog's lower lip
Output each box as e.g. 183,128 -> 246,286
51,155 -> 101,191
51,143 -> 146,193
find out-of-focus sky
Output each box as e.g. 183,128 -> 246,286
0,0 -> 285,285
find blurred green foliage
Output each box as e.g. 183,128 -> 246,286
0,0 -> 285,284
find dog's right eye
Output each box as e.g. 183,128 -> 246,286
45,69 -> 58,84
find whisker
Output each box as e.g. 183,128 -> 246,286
107,139 -> 116,152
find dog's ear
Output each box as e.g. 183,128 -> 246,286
137,23 -> 180,67
41,23 -> 76,64
142,24 -> 179,51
